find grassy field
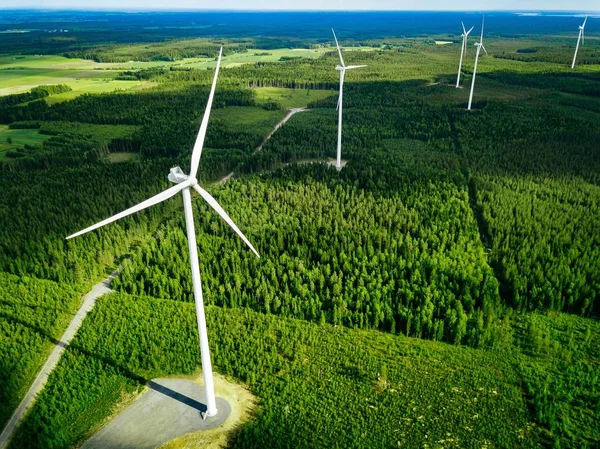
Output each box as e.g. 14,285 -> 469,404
164,46 -> 377,69
0,126 -> 50,160
0,67 -> 157,99
106,152 -> 139,163
253,87 -> 336,109
45,81 -> 157,104
0,47 -> 377,98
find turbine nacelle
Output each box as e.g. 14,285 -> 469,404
336,65 -> 345,71
474,42 -> 488,56
168,166 -> 192,185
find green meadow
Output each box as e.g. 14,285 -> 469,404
0,125 -> 50,160
0,47 -> 376,98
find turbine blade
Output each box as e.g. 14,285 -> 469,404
336,94 -> 341,111
192,185 -> 260,258
67,183 -> 185,240
480,16 -> 485,43
461,21 -> 467,35
467,26 -> 474,35
583,15 -> 588,28
345,64 -> 367,70
582,29 -> 585,45
189,47 -> 223,180
481,45 -> 488,56
332,28 -> 345,67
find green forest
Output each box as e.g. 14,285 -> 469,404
0,11 -> 599,449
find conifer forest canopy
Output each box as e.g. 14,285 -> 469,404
0,9 -> 599,449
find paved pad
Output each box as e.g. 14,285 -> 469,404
83,378 -> 231,449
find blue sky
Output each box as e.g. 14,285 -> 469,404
1,1 -> 598,11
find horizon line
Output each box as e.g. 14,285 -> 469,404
0,8 -> 598,13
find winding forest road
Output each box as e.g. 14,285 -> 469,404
217,106 -> 307,184
0,269 -> 119,449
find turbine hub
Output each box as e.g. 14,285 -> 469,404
168,166 -> 188,184
335,65 -> 344,71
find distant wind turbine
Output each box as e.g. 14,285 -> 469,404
467,17 -> 488,111
332,29 -> 366,170
571,15 -> 588,69
66,48 -> 259,419
456,22 -> 475,88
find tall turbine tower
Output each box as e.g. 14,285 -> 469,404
571,16 -> 588,69
332,29 -> 366,170
467,17 -> 488,111
66,48 -> 259,418
456,22 -> 475,88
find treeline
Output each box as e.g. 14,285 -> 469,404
0,84 -> 71,109
0,272 -> 81,430
494,46 -> 600,66
63,42 -> 249,63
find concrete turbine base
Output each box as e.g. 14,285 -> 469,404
82,378 -> 232,449
327,158 -> 349,171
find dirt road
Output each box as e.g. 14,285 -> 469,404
0,269 -> 119,449
217,107 -> 307,185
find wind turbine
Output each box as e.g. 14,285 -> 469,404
332,29 -> 366,171
571,15 -> 588,69
66,48 -> 259,419
456,22 -> 475,88
467,17 -> 488,111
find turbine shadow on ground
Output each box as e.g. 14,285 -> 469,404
0,308 -> 215,425
147,380 -> 207,413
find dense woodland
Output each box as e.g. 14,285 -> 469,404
0,273 -> 82,430
8,293 -> 600,449
0,21 -> 599,449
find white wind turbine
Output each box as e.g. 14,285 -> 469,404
66,48 -> 259,418
467,17 -> 488,111
456,22 -> 475,88
332,29 -> 366,170
571,15 -> 588,69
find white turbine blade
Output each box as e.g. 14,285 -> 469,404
467,26 -> 475,35
189,47 -> 223,180
480,16 -> 485,43
583,15 -> 588,28
67,183 -> 186,240
336,94 -> 341,111
332,28 -> 345,67
461,21 -> 467,35
345,65 -> 367,70
192,184 -> 260,258
481,45 -> 488,56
